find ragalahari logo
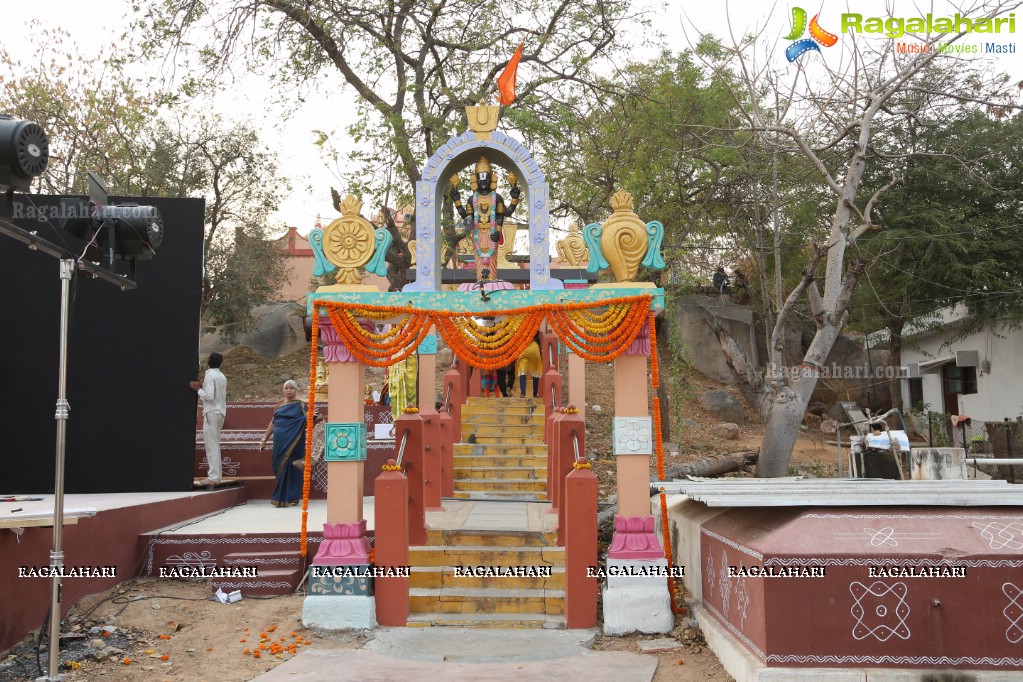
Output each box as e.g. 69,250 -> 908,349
784,7 -> 839,62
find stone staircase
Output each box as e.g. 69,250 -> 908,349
408,529 -> 565,628
403,397 -> 563,628
454,397 -> 547,500
210,550 -> 304,597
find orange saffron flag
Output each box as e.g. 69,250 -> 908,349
497,42 -> 524,106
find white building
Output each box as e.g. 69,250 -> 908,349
899,306 -> 1023,421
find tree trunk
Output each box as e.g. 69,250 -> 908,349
662,450 -> 758,480
887,322 -> 904,412
655,316 -> 671,442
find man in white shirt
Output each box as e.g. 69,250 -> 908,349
190,352 -> 227,485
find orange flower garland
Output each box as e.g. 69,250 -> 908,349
659,491 -> 681,614
649,314 -> 665,482
300,309 -> 320,557
650,314 -> 680,614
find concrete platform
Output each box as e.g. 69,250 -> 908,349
428,499 -> 556,533
253,629 -> 658,681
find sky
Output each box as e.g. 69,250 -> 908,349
2,0 -> 1019,237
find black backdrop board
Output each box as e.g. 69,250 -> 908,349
0,195 -> 204,493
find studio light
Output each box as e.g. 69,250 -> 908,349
63,202 -> 164,259
0,114 -> 50,192
61,171 -> 163,263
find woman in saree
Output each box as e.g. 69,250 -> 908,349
258,380 -> 318,507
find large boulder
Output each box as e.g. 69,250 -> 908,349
676,295 -> 757,385
699,390 -> 745,425
712,423 -> 740,440
199,302 -> 308,359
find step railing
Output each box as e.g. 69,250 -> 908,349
562,411 -> 597,628
374,457 -> 409,626
557,408 -> 585,547
394,412 -> 427,546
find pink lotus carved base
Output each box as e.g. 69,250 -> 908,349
607,515 -> 664,560
312,520 -> 371,565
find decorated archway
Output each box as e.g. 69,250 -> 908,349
409,128 -> 553,292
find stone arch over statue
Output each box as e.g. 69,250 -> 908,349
408,130 -> 557,292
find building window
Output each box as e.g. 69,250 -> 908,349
943,365 -> 978,395
908,378 -> 924,410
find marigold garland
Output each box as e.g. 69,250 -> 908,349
300,308 -> 320,557
659,491 -> 681,614
651,315 -> 680,614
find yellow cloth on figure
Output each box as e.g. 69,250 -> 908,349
389,354 -> 418,420
516,341 -> 542,377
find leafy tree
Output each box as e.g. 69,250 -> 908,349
137,0 -> 641,201
0,23 -> 170,194
158,116 -> 292,333
851,75 -> 1023,409
0,33 -> 290,337
694,2 -> 1021,476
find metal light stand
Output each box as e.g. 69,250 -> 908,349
41,259 -> 74,681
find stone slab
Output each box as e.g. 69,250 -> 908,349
364,626 -> 597,663
602,584 -> 673,636
302,595 -> 376,630
252,648 -> 657,681
637,637 -> 681,654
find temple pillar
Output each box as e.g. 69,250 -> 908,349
304,313 -> 375,630
567,351 -> 585,420
604,327 -> 671,635
613,354 -> 651,518
417,334 -> 443,510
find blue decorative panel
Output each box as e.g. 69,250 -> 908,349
307,565 -> 374,596
419,333 -> 438,354
324,422 -> 367,462
308,287 -> 665,316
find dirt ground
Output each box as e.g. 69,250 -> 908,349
0,578 -> 728,681
106,339 -> 840,682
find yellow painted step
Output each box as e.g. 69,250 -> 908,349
453,444 -> 548,456
452,491 -> 548,501
465,425 -> 544,438
463,414 -> 546,426
408,545 -> 565,567
424,529 -> 556,547
453,466 -> 543,481
410,566 -> 565,590
409,588 -> 565,615
465,435 -> 543,445
453,479 -> 546,492
406,613 -> 566,629
453,455 -> 547,468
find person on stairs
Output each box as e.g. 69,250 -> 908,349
516,332 -> 542,398
190,352 -> 227,486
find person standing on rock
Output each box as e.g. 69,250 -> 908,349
190,352 -> 227,485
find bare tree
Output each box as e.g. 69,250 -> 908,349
139,0 -> 641,199
693,1 -> 1022,476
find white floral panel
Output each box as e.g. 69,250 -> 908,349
614,417 -> 652,455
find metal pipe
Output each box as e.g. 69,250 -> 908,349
572,431 -> 580,462
394,429 -> 409,469
43,259 -> 73,681
965,458 -> 1023,466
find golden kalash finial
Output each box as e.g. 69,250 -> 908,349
601,190 -> 648,282
557,223 -> 589,266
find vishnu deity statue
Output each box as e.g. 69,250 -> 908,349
449,156 -> 521,282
